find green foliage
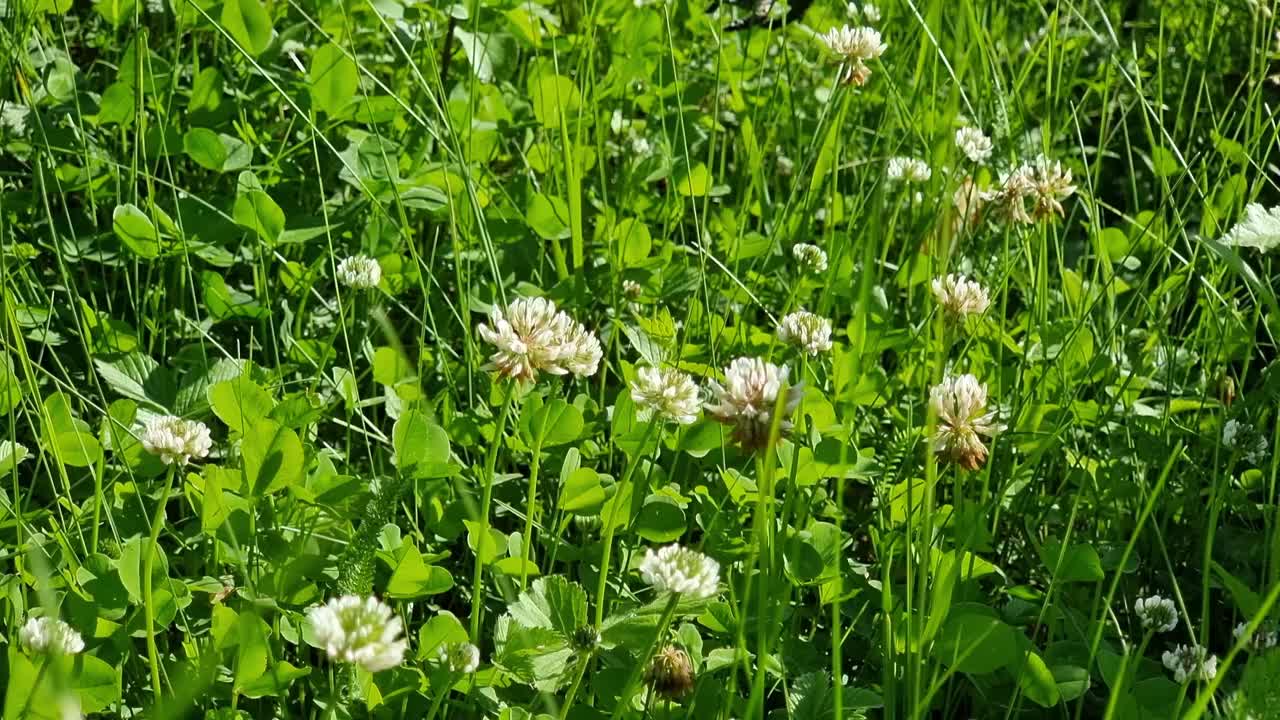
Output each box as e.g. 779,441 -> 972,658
3,0 -> 1279,717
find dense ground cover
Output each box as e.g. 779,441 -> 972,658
3,0 -> 1280,717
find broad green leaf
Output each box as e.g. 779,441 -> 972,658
3,648 -> 58,720
238,661 -> 310,698
233,612 -> 270,692
526,193 -> 571,240
221,0 -> 273,56
559,467 -> 606,515
113,203 -> 160,259
634,497 -> 685,543
75,654 -> 122,714
1039,539 -> 1104,583
94,352 -> 174,409
493,619 -> 574,691
308,43 -> 358,116
416,611 -> 469,661
184,127 -> 228,170
392,409 -> 455,478
931,604 -> 1018,674
372,346 -> 414,386
96,82 -> 134,125
1012,651 -> 1060,707
233,172 -> 285,245
387,543 -> 455,598
202,271 -> 268,320
612,218 -> 651,266
1212,561 -> 1261,617
528,73 -> 579,128
241,418 -> 304,497
520,396 -> 583,448
464,520 -> 502,563
675,162 -> 710,197
209,374 -> 274,433
0,441 -> 29,475
507,576 -> 587,635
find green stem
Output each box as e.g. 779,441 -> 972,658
519,444 -> 542,591
593,421 -> 660,628
143,465 -> 176,701
468,382 -> 519,640
609,593 -> 681,720
424,671 -> 457,720
559,653 -> 591,720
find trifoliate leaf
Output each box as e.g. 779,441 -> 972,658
507,576 -> 587,636
1221,203 -> 1280,251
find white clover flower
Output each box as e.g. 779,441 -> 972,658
610,109 -> 627,134
861,2 -> 880,22
308,595 -> 407,673
955,127 -> 993,164
1223,419 -> 1269,465
140,415 -> 212,466
631,366 -> 701,425
639,545 -> 720,599
887,156 -> 932,183
1162,644 -> 1218,684
929,374 -> 1003,470
931,274 -> 991,323
477,296 -> 602,382
792,243 -> 828,273
981,165 -> 1037,225
1134,595 -> 1178,633
19,616 -> 84,655
630,135 -> 652,155
777,310 -> 833,356
818,25 -> 886,86
336,255 -> 382,289
1234,622 -> 1278,652
705,357 -> 804,450
144,0 -> 165,13
776,153 -> 795,177
437,641 -> 481,674
819,25 -> 886,62
1,101 -> 32,136
622,279 -> 643,299
1028,155 -> 1077,221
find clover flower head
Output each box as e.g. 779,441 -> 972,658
777,310 -> 833,356
437,641 -> 481,674
19,616 -> 84,656
307,595 -> 407,673
639,545 -> 720,599
929,374 -> 1003,470
819,25 -> 886,61
477,296 -> 602,382
1028,155 -> 1077,220
646,645 -> 696,700
887,156 -> 932,183
1134,595 -> 1177,633
955,127 -> 993,164
1162,644 -> 1218,684
792,243 -> 829,273
931,274 -> 991,322
1233,621 -> 1278,652
336,255 -> 382,289
141,415 -> 212,466
818,25 -> 886,85
705,357 -> 804,450
631,366 -> 701,425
